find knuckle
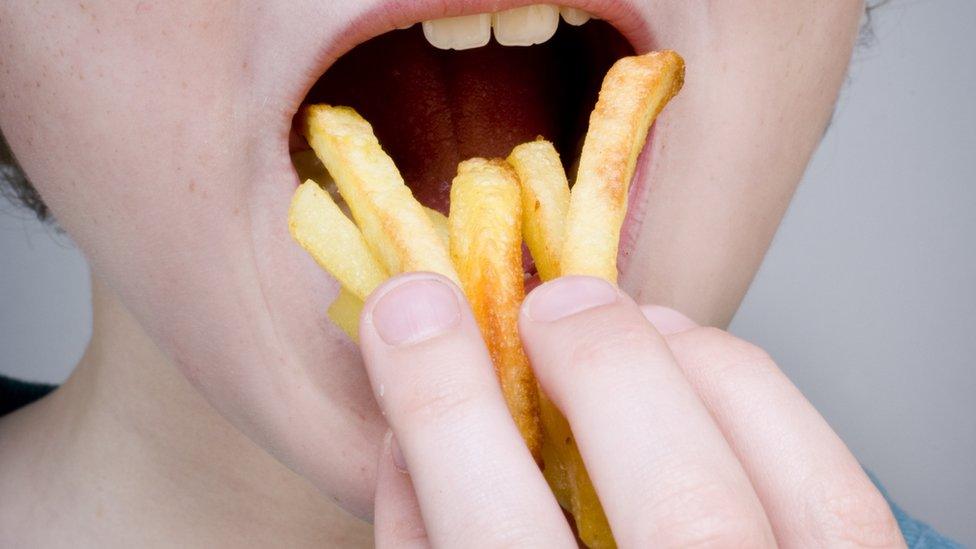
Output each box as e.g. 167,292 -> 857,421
452,512 -> 560,549
670,327 -> 778,381
565,320 -> 653,375
392,373 -> 488,422
637,477 -> 771,548
812,484 -> 902,547
381,522 -> 428,549
651,512 -> 769,548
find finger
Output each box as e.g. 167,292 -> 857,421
664,327 -> 904,547
360,273 -> 575,548
520,277 -> 775,547
638,304 -> 699,335
374,431 -> 429,549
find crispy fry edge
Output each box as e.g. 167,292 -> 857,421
449,158 -> 542,459
560,50 -> 685,283
507,139 -> 571,283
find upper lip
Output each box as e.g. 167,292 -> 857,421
287,0 -> 653,121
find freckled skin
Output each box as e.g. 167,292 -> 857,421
0,1 -> 864,544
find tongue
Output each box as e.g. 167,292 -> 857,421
304,26 -> 568,213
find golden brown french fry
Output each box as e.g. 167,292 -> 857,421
303,105 -> 459,284
560,50 -> 685,282
327,288 -> 364,342
536,50 -> 684,549
424,207 -> 450,250
449,158 -> 541,459
288,180 -> 388,301
507,139 -> 570,282
538,395 -> 614,548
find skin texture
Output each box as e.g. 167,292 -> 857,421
0,0 -> 865,545
368,275 -> 902,548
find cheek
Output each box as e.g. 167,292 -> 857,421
619,1 -> 863,305
682,2 -> 864,152
1,2 -> 386,515
1,3 -> 244,256
1,0 -> 258,350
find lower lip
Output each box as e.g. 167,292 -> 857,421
617,123 -> 658,277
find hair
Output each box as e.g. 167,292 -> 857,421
1,128 -> 50,222
0,3 -> 888,225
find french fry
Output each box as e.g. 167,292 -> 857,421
526,52 -> 685,548
506,141 -> 600,540
424,206 -> 450,250
449,159 -> 541,459
507,139 -> 570,282
288,180 -> 388,302
303,105 -> 459,284
538,393 -> 614,548
560,50 -> 685,282
327,288 -> 365,342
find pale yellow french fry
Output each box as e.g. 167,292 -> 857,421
507,139 -> 570,282
327,288 -> 364,342
424,207 -> 450,250
288,180 -> 388,302
449,158 -> 541,459
560,50 -> 685,282
303,105 -> 459,284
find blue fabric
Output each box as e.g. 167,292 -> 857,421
869,471 -> 964,548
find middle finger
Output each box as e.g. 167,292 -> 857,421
520,276 -> 775,547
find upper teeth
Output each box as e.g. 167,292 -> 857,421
559,7 -> 592,26
493,6 -> 559,46
421,14 -> 492,50
421,4 -> 593,51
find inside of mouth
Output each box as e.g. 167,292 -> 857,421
291,19 -> 633,215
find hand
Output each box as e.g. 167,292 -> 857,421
360,273 -> 903,548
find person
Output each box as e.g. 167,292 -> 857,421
0,2 -> 959,547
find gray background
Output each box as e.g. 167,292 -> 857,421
1,0 -> 973,544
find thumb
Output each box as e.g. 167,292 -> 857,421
373,431 -> 430,549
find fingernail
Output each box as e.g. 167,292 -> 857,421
372,277 -> 461,346
389,433 -> 408,473
641,305 -> 699,335
525,276 -> 618,322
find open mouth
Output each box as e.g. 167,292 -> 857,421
286,3 -> 668,285
290,5 -> 635,215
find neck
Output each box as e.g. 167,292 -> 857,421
0,274 -> 371,547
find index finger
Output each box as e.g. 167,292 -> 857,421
359,273 -> 575,548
